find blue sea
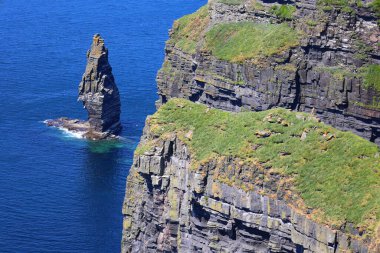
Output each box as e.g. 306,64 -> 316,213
0,1 -> 205,252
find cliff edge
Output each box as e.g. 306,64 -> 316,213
122,99 -> 380,252
122,0 -> 380,252
156,0 -> 380,145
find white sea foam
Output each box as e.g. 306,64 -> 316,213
59,127 -> 86,139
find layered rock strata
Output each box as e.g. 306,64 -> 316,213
46,34 -> 121,139
122,119 -> 373,253
156,0 -> 380,145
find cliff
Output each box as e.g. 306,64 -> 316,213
156,0 -> 380,145
46,34 -> 121,139
122,99 -> 380,252
121,1 -> 380,252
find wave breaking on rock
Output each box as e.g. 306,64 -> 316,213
46,34 -> 122,140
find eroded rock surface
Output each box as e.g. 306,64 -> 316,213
156,0 -> 380,145
46,34 -> 121,139
78,33 -> 121,135
122,123 -> 372,253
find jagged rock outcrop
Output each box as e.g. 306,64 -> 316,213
121,109 -> 376,253
78,33 -> 121,136
156,0 -> 380,145
46,34 -> 121,139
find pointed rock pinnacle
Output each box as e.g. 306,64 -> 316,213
78,34 -> 122,136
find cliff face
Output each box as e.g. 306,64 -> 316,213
122,1 -> 380,252
122,99 -> 380,253
78,34 -> 121,136
156,0 -> 380,145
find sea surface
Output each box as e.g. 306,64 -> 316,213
0,1 -> 205,252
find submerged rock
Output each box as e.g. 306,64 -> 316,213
46,34 -> 122,140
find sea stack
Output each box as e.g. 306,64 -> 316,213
46,34 -> 122,140
78,34 -> 122,137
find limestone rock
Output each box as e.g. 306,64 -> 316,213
46,34 -> 121,140
78,33 -> 121,135
121,123 -> 372,253
156,0 -> 380,146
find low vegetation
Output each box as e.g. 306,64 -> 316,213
360,64 -> 380,92
316,66 -> 356,80
204,22 -> 300,62
167,5 -> 209,54
371,0 -> 380,22
145,98 -> 380,235
217,0 -> 244,5
270,4 -> 297,20
317,0 -> 362,12
168,5 -> 300,63
316,64 -> 380,94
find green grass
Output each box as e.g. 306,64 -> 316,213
360,64 -> 380,92
217,0 -> 244,5
371,0 -> 380,21
148,98 -> 380,235
316,64 -> 380,94
316,0 -> 370,13
316,66 -> 356,80
270,4 -> 297,20
167,5 -> 209,54
167,5 -> 300,63
204,22 -> 300,62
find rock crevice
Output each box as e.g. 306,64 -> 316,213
156,0 -> 380,145
122,124 -> 371,253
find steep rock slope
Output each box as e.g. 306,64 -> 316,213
156,0 -> 380,145
45,34 -> 121,139
122,99 -> 380,253
78,34 -> 122,136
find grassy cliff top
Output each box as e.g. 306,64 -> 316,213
168,4 -> 300,62
142,98 -> 380,237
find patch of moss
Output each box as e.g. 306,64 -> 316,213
134,140 -> 155,156
316,66 -> 356,80
317,0 -> 356,13
355,99 -> 380,110
370,0 -> 380,21
217,0 -> 244,5
275,63 -> 297,72
306,19 -> 318,26
270,4 -> 297,20
204,22 -> 300,62
250,0 -> 265,11
149,98 -> 380,235
168,5 -> 210,54
197,70 -> 246,86
354,39 -> 374,62
360,64 -> 380,92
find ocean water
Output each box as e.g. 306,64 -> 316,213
0,1 -> 205,252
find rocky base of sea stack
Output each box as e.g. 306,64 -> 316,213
45,117 -> 121,140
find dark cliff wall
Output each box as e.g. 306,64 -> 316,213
121,117 -> 374,253
78,34 -> 121,134
156,0 -> 380,145
121,1 -> 380,252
